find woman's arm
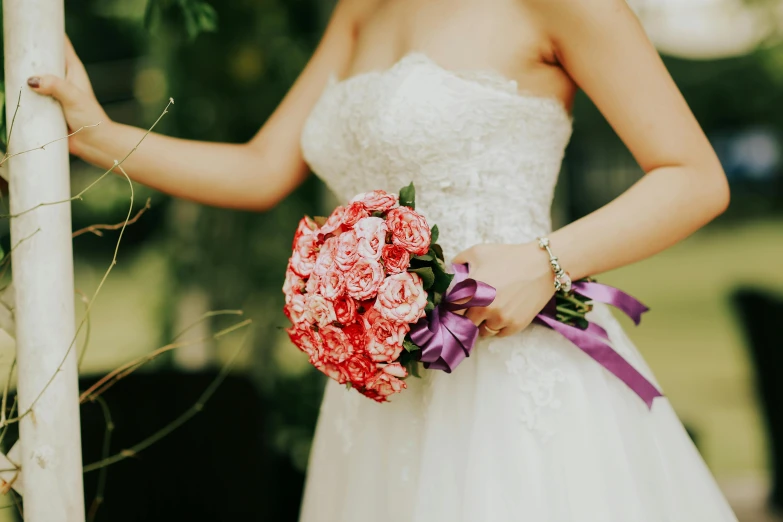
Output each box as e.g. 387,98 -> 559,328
29,0 -> 365,211
456,0 -> 729,336
536,0 -> 729,279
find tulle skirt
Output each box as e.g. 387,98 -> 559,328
298,304 -> 738,522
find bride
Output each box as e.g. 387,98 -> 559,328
29,0 -> 737,520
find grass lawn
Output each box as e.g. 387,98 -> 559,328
600,218 -> 783,478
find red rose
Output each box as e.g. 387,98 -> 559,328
342,320 -> 366,349
283,263 -> 306,303
385,207 -> 431,256
333,295 -> 359,325
319,324 -> 353,364
363,307 -> 409,363
381,244 -> 410,275
341,354 -> 377,387
306,294 -> 337,327
345,258 -> 384,300
313,359 -> 348,385
286,324 -> 321,357
334,230 -> 360,271
353,216 -> 388,260
343,201 -> 370,228
350,190 -> 399,213
319,205 -> 346,236
318,266 -> 346,301
374,272 -> 428,324
359,387 -> 387,403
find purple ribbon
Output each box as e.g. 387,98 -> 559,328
535,282 -> 663,409
410,263 -> 496,373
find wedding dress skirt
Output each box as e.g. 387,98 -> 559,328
297,52 -> 738,521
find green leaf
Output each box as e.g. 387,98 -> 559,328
430,224 -> 439,244
313,215 -> 328,227
430,264 -> 455,294
425,299 -> 435,313
431,291 -> 443,307
432,273 -> 454,295
430,243 -> 445,261
410,267 -> 435,289
345,381 -> 353,390
143,0 -> 157,30
399,182 -> 416,209
371,211 -> 385,218
407,359 -> 421,379
144,0 -> 218,40
398,345 -> 423,379
413,254 -> 433,262
403,339 -> 421,353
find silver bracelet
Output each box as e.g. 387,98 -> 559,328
536,237 -> 572,293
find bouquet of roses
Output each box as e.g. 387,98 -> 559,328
283,183 -> 461,402
284,183 -> 663,408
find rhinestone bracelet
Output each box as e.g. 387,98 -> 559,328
536,237 -> 572,294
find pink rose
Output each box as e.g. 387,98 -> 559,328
283,263 -> 306,303
365,364 -> 407,399
290,240 -> 318,278
353,217 -> 388,260
305,273 -> 321,294
306,294 -> 337,327
386,207 -> 431,256
343,201 -> 370,228
334,230 -> 360,271
351,190 -> 399,212
290,227 -> 322,277
342,354 -> 377,387
363,308 -> 409,363
345,258 -> 384,300
333,295 -> 358,325
284,293 -> 311,325
374,272 -> 428,324
291,216 -> 318,249
319,324 -> 353,363
319,206 -> 346,236
313,359 -> 348,385
379,362 -> 408,378
313,236 -> 338,278
286,324 -> 321,357
318,266 -> 346,300
381,244 -> 410,274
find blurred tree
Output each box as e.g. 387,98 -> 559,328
140,0 -> 330,474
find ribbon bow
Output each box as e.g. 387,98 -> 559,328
410,263 -> 496,372
535,281 -> 663,409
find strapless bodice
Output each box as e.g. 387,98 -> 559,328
300,52 -> 573,258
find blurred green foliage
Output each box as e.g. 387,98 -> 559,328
144,0 -> 218,41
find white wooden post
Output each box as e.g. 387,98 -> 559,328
3,1 -> 86,521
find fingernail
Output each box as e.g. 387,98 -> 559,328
27,77 -> 40,88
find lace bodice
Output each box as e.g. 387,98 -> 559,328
301,52 -> 573,259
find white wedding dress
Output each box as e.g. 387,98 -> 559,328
298,52 -> 738,522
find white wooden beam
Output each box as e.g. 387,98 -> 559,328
3,1 -> 86,520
